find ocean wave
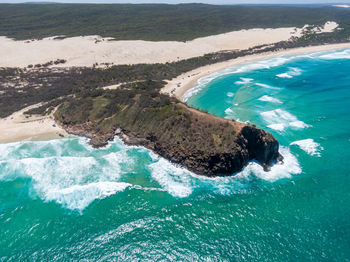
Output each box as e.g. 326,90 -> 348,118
235,77 -> 253,85
258,95 -> 282,104
255,83 -> 281,90
290,139 -> 323,157
276,67 -> 302,79
318,49 -> 350,60
46,182 -> 131,210
233,57 -> 291,74
147,145 -> 301,196
0,136 -> 303,210
237,147 -> 302,182
227,92 -> 234,97
148,157 -> 194,198
276,73 -> 293,79
261,109 -> 310,132
225,108 -> 234,114
183,56 -> 294,101
224,107 -> 239,121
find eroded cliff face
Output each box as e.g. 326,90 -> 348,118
56,99 -> 282,177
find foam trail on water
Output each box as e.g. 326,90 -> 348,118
290,139 -> 323,157
258,95 -> 282,104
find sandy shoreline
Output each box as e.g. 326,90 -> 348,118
0,105 -> 67,144
161,42 -> 350,101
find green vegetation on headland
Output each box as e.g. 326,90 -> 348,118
0,4 -> 350,41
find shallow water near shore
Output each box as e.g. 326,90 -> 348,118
1,49 -> 350,260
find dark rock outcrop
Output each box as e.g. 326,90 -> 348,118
57,101 -> 282,177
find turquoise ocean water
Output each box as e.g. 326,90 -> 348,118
1,49 -> 350,261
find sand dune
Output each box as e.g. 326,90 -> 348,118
0,22 -> 337,68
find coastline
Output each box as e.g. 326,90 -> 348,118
1,42 -> 350,144
161,42 -> 350,101
0,105 -> 67,144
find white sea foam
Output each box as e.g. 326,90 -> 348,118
148,157 -> 193,198
233,57 -> 290,74
261,109 -> 310,131
319,49 -> 350,60
225,108 -> 234,114
46,182 -> 131,210
227,92 -> 234,97
183,56 -> 293,101
224,107 -> 237,120
289,121 -> 310,129
102,150 -> 135,179
0,135 -> 304,210
276,67 -> 302,79
0,138 -> 138,211
267,123 -> 286,131
276,73 -> 293,79
258,95 -> 282,104
235,77 -> 254,85
290,139 -> 323,157
237,147 -> 302,181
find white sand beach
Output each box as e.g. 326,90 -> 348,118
161,42 -> 350,101
0,105 -> 67,143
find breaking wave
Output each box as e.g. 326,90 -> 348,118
318,49 -> 350,60
236,147 -> 302,182
260,109 -> 310,132
183,56 -> 293,102
255,83 -> 281,90
258,95 -> 282,104
276,67 -> 302,78
235,77 -> 254,85
290,139 -> 323,157
0,136 -> 302,211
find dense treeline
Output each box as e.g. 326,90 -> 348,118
0,4 -> 350,41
